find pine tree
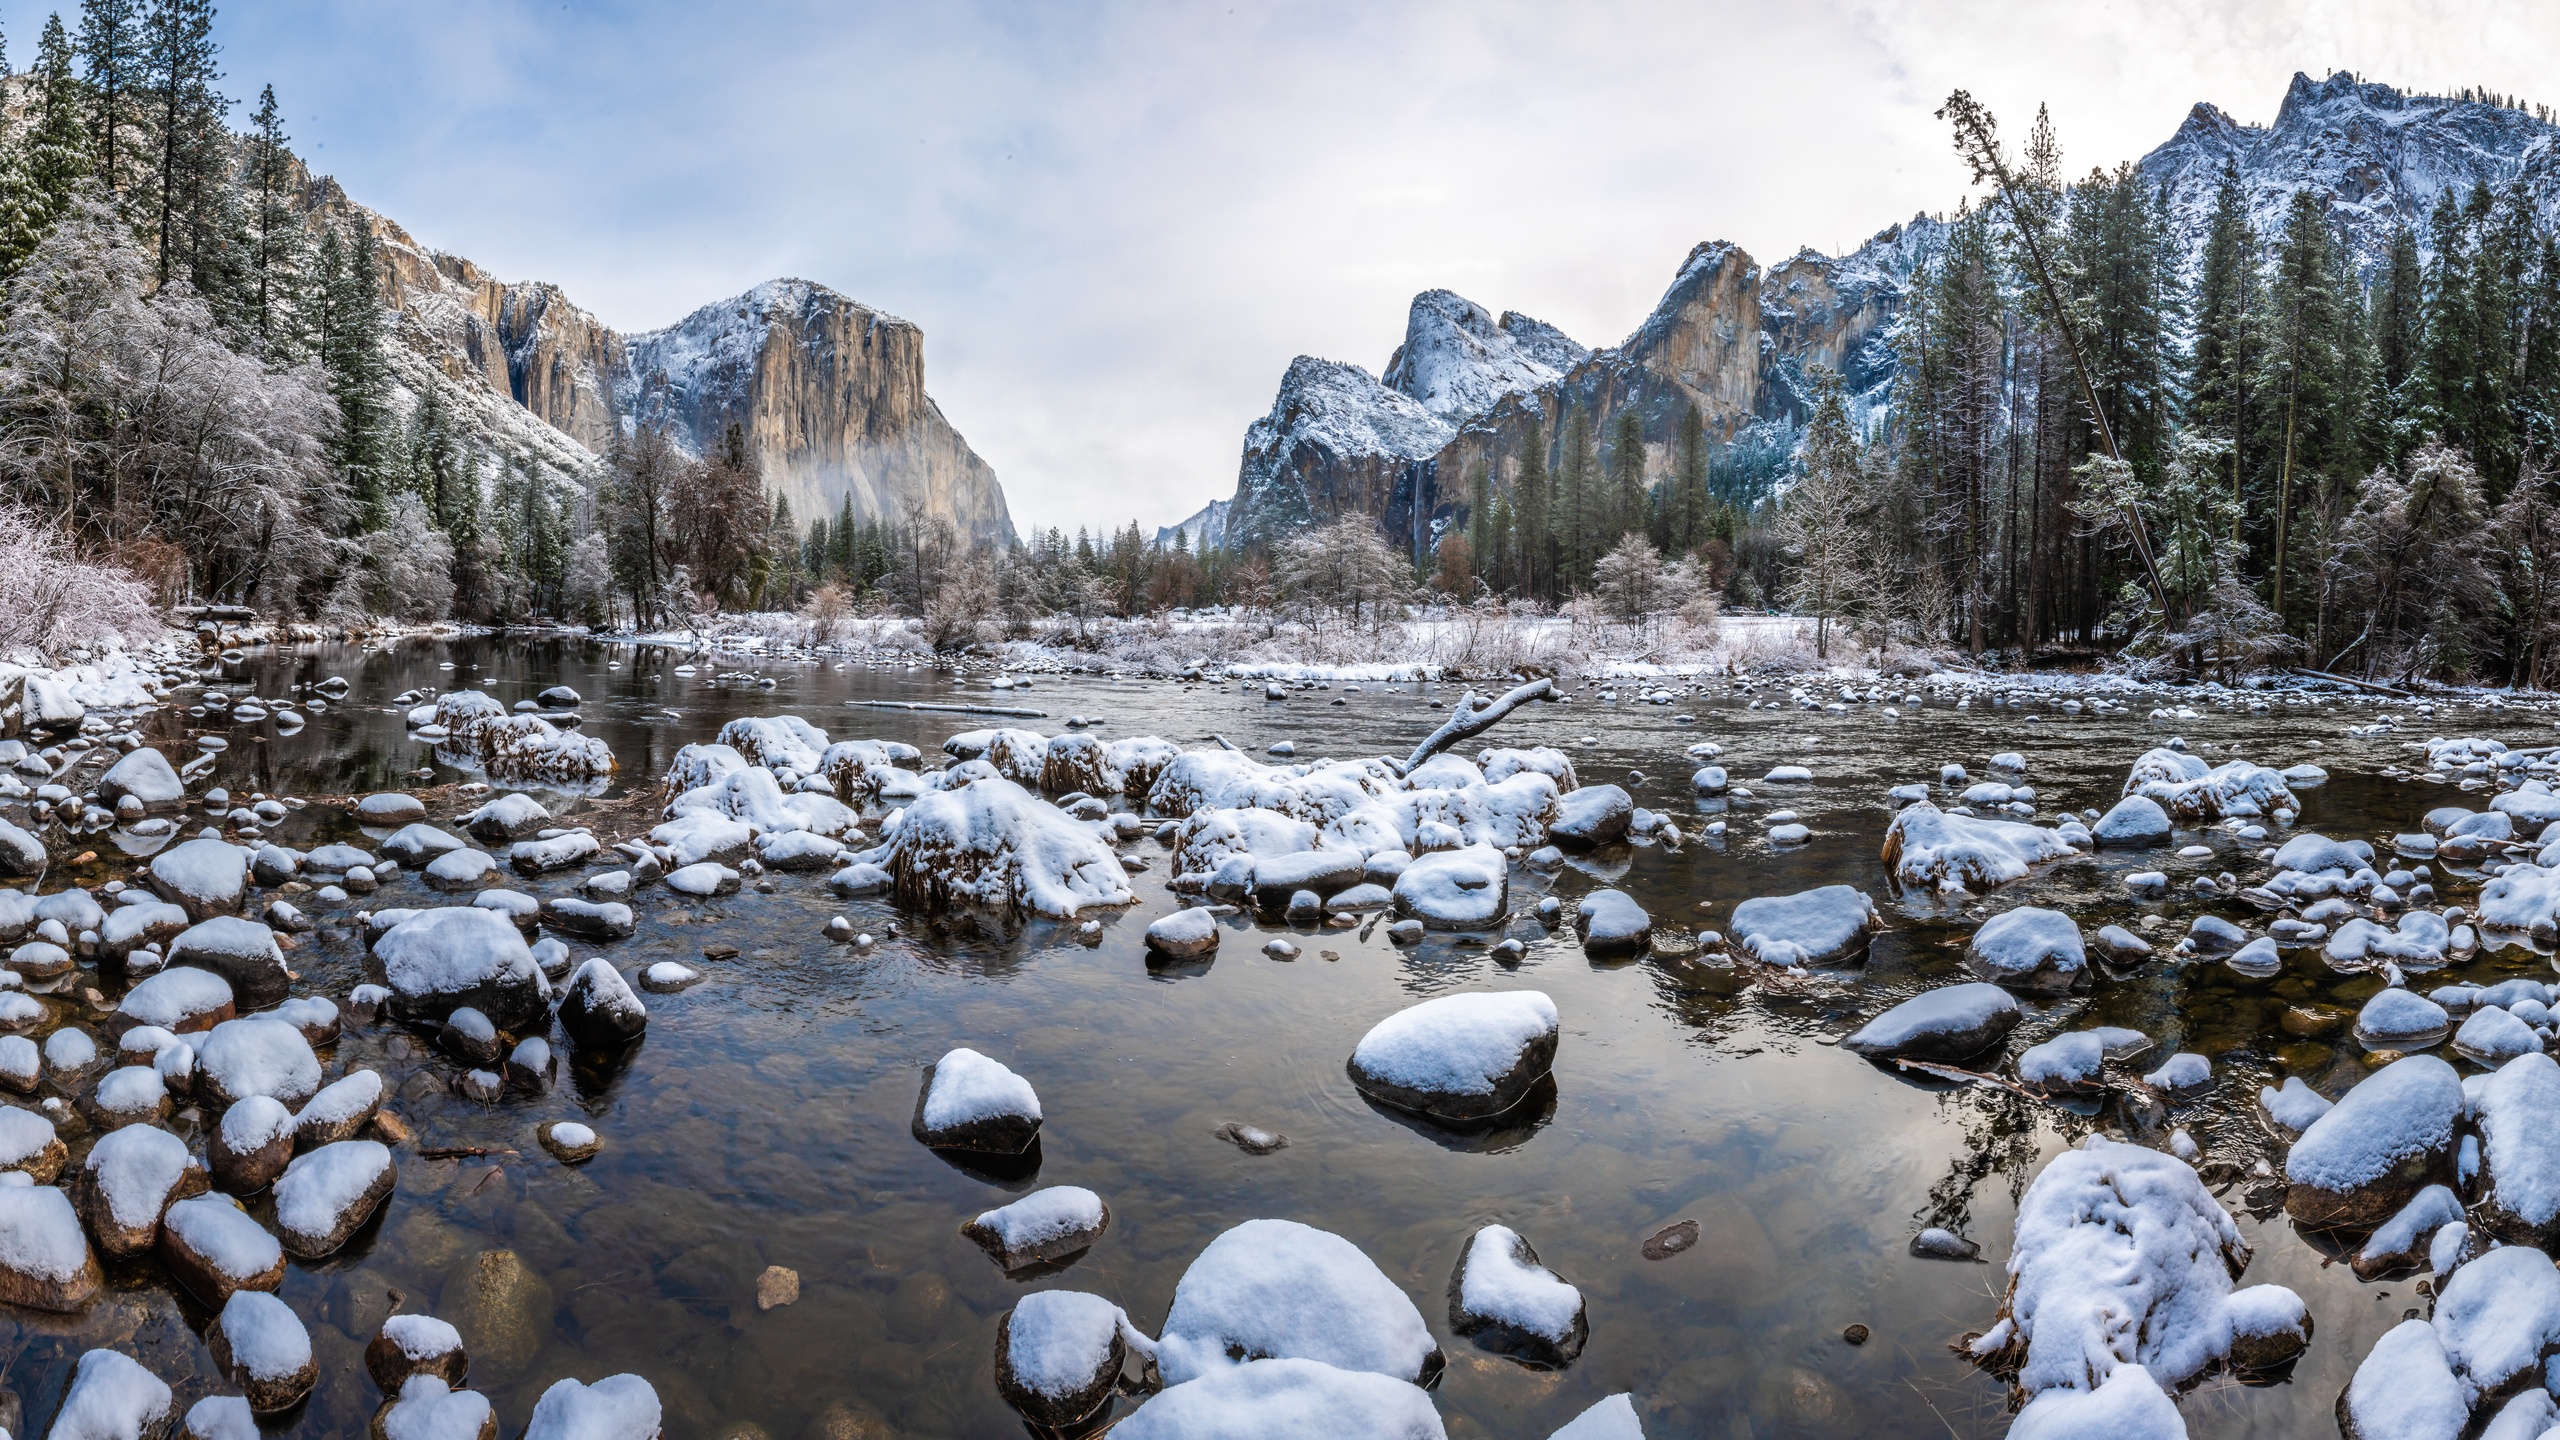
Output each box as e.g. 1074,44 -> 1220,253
2253,189 -> 2347,622
243,83 -> 308,362
26,16 -> 90,225
2369,223 -> 2425,464
1670,404 -> 1706,554
1607,407 -> 1646,543
1512,415 -> 1549,599
0,21 -> 48,281
1557,405 -> 1597,589
2187,159 -> 2261,548
2420,191 -> 2477,452
315,221 -> 396,528
141,0 -> 229,298
78,0 -> 143,199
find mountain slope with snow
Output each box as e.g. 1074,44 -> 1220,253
1224,357 -> 1456,552
1381,290 -> 1588,422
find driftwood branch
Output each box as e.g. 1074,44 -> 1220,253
1397,679 -> 1553,775
2285,666 -> 2411,698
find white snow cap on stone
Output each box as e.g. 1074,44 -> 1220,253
1007,1289 -> 1152,1399
48,1349 -> 172,1440
1455,1224 -> 1581,1343
1156,1218 -> 1438,1386
873,777 -> 1134,917
2007,1363 -> 2183,1440
1546,1393 -> 1644,1440
973,1187 -> 1107,1254
1728,885 -> 1879,966
1350,992 -> 1557,1099
522,1373 -> 661,1440
0,1183 -> 90,1284
923,1048 -> 1042,1130
217,1289 -> 311,1380
1113,1356 -> 1446,1440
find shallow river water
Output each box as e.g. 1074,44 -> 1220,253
10,635 -> 2556,1439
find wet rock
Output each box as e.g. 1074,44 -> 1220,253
274,1140 -> 396,1257
209,1289 -> 316,1412
298,1070 -> 385,1149
912,1048 -> 1041,1153
2286,1054 -> 2463,1231
558,959 -> 648,1049
756,1265 -> 799,1311
522,1374 -> 657,1440
2355,988 -> 2451,1051
438,1007 -> 503,1065
454,1249 -> 555,1385
1909,1227 -> 1980,1261
1842,983 -> 2022,1061
1574,890 -> 1652,958
373,1375 -> 497,1440
0,1105 -> 64,1181
1346,990 -> 1557,1123
1390,844 -> 1509,930
1448,1224 -> 1586,1367
159,1194 -> 284,1302
2474,1052 -> 2560,1246
76,1123 -> 205,1257
962,1185 -> 1110,1270
994,1290 -> 1132,1428
376,907 -> 547,1030
1145,906 -> 1220,959
1215,1122 -> 1286,1154
537,1121 -> 599,1164
1729,884 -> 1880,966
2091,794 -> 2172,848
2142,1052 -> 2213,1097
462,793 -> 551,843
250,844 -> 299,887
368,1313 -> 468,1392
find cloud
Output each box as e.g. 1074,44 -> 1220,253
42,0 -> 2560,535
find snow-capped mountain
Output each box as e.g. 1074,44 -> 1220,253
2139,70 -> 2560,277
1154,499 -> 1229,552
1223,357 -> 1457,552
620,281 -> 1013,543
295,167 -> 1014,544
1380,290 -> 1587,422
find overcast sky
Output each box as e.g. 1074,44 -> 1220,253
36,0 -> 2558,536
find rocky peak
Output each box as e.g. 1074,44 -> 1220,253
1224,356 -> 1455,550
1382,289 -> 1587,422
1153,498 -> 1229,552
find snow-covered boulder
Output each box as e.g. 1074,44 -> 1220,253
2006,1364 -> 2184,1440
380,823 -> 468,866
539,896 -> 634,940
912,1047 -> 1042,1154
2090,795 -> 2171,848
48,1349 -> 172,1440
964,1185 -> 1111,1270
98,747 -> 186,811
2352,1185 -> 2466,1280
1347,991 -> 1557,1124
296,1069 -> 384,1149
0,1105 -> 63,1180
2355,988 -> 2451,1050
2126,749 -> 2297,819
1446,1223 -> 1585,1367
462,713 -> 615,782
1842,983 -> 2021,1061
1547,784 -> 1632,848
372,1377 -> 495,1440
522,1374 -> 660,1440
367,1313 -> 468,1392
0,1183 -> 98,1311
166,917 -> 288,1009
149,836 -> 248,920
1389,844 -> 1509,929
870,777 -> 1132,918
1966,907 -> 2086,995
374,906 -> 546,1029
2453,1005 -> 2541,1065
0,818 -> 41,877
557,958 -> 647,1049
1574,890 -> 1652,958
116,967 -> 235,1035
1882,802 -> 2075,893
272,1139 -> 394,1257
1479,745 -> 1578,792
209,1289 -> 315,1412
98,900 -> 188,962
462,792 -> 551,842
1968,1137 -> 2304,1400
2338,1317 -> 2466,1440
2433,1244 -> 2560,1406
1156,1218 -> 1442,1386
717,714 -> 829,773
1113,1357 -> 1445,1440
1728,885 -> 1880,966
75,1123 -> 204,1258
755,829 -> 844,871
209,1096 -> 294,1194
2286,1054 -> 2464,1230
509,831 -> 599,875
195,1016 -> 321,1108
994,1289 -> 1149,1427
2474,1052 -> 2560,1246
1145,907 -> 1220,960
159,1194 -> 283,1304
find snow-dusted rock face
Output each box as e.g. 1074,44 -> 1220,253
1882,803 -> 2076,893
620,278 -> 1014,543
1728,885 -> 1881,966
1348,991 -> 1559,1123
1969,1138 -> 2304,1399
1446,1223 -> 1587,1367
1156,1218 -> 1442,1387
1224,355 -> 1458,551
1153,497 -> 1230,552
160,1195 -> 284,1303
374,907 -> 546,1030
1382,289 -> 1587,422
272,1140 -> 395,1257
873,777 -> 1134,919
2139,70 -> 2560,281
0,1183 -> 99,1311
367,1313 -> 469,1393
913,1047 -> 1043,1154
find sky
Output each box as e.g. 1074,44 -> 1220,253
35,0 -> 2560,537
